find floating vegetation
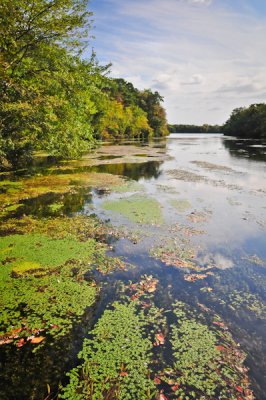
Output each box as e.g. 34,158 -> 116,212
245,254 -> 266,267
60,302 -> 156,400
60,277 -> 255,400
167,169 -> 206,183
112,180 -> 145,193
150,242 -> 199,270
167,301 -> 254,400
184,272 -> 214,282
169,198 -> 191,212
0,172 -> 126,214
187,210 -> 212,224
191,160 -> 235,172
169,222 -> 205,237
0,215 -> 125,348
0,233 -> 97,273
228,291 -> 266,318
103,194 -> 163,225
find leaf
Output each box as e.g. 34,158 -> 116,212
0,338 -> 13,346
16,338 -> 26,347
155,333 -> 165,345
159,392 -> 169,400
30,336 -> 45,344
154,376 -> 161,385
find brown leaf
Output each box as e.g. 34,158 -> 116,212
154,376 -> 161,385
155,333 -> 165,345
0,338 -> 13,346
30,336 -> 45,344
171,384 -> 180,391
16,338 -> 26,347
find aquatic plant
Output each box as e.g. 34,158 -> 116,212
103,194 -> 163,225
169,301 -> 253,399
60,302 -> 155,400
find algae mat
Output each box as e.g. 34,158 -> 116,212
103,194 -> 163,225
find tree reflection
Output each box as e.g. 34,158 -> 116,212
223,138 -> 266,162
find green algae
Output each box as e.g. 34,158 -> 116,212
170,198 -> 191,212
112,180 -> 144,193
102,194 -> 163,225
0,180 -> 23,194
48,202 -> 64,212
0,171 -> 126,214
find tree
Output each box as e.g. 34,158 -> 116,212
0,0 -> 96,167
223,103 -> 266,138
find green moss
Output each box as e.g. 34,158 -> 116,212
60,302 -> 155,400
102,194 -> 163,225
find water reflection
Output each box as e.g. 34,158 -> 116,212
223,138 -> 266,162
92,161 -> 162,181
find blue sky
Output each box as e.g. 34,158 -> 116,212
87,0 -> 266,124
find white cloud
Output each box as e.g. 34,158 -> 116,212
91,0 -> 266,124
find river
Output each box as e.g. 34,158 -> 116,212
0,133 -> 265,399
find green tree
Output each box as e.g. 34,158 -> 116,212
0,0 -> 96,167
223,103 -> 266,138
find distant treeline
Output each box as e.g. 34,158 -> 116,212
168,124 -> 222,133
223,103 -> 266,139
0,0 -> 168,169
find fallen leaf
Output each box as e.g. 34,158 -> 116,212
0,339 -> 13,346
171,384 -> 179,391
216,345 -> 227,352
154,376 -> 161,385
30,336 -> 45,344
16,338 -> 26,347
155,333 -> 165,345
159,392 -> 169,400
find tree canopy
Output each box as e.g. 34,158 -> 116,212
223,103 -> 266,139
0,0 -> 168,168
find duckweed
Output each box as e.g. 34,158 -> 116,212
103,194 -> 163,225
60,302 -> 155,400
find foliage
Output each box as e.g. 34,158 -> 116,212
223,103 -> 266,138
168,124 -> 221,133
0,1 -> 168,168
60,302 -> 155,400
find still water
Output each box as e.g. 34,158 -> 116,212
0,134 -> 265,399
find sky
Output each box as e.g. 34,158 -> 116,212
87,0 -> 266,124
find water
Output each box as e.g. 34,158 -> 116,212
0,134 -> 265,399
